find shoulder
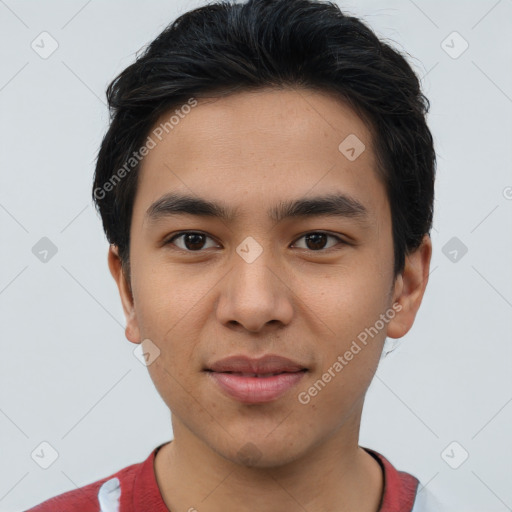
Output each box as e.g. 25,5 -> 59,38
363,447 -> 446,512
25,452 -> 150,512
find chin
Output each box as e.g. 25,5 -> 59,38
215,434 -> 311,470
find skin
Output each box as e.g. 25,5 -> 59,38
108,87 -> 432,512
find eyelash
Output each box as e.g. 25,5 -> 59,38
163,231 -> 348,253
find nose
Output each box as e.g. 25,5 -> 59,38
215,246 -> 294,333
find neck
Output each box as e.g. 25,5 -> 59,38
154,417 -> 383,512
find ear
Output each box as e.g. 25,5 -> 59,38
387,234 -> 432,339
107,245 -> 141,344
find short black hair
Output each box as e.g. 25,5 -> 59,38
92,0 -> 435,279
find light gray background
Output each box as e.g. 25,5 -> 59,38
1,1 -> 511,511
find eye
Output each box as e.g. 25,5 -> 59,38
292,231 -> 346,251
164,230 -> 347,253
165,231 -> 220,252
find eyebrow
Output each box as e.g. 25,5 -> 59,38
145,192 -> 369,225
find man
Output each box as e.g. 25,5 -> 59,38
27,0 -> 443,510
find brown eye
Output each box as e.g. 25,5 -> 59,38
166,232 -> 219,251
292,232 -> 345,251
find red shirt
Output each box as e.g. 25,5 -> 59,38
26,443 -> 420,512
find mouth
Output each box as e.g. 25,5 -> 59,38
209,370 -> 306,377
204,354 -> 309,403
205,354 -> 308,374
205,368 -> 308,403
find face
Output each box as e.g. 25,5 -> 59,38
109,87 -> 431,467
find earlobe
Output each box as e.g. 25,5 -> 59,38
386,234 -> 432,339
107,245 -> 141,344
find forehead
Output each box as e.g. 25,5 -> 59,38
147,87 -> 374,158
133,87 -> 386,225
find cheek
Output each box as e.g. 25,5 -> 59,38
312,265 -> 393,338
304,266 -> 392,400
146,355 -> 207,429
132,258 -> 213,336
130,274 -> 205,398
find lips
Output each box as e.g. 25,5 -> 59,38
220,372 -> 292,377
205,354 -> 308,403
206,354 -> 307,374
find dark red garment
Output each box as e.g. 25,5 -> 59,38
26,443 -> 419,512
